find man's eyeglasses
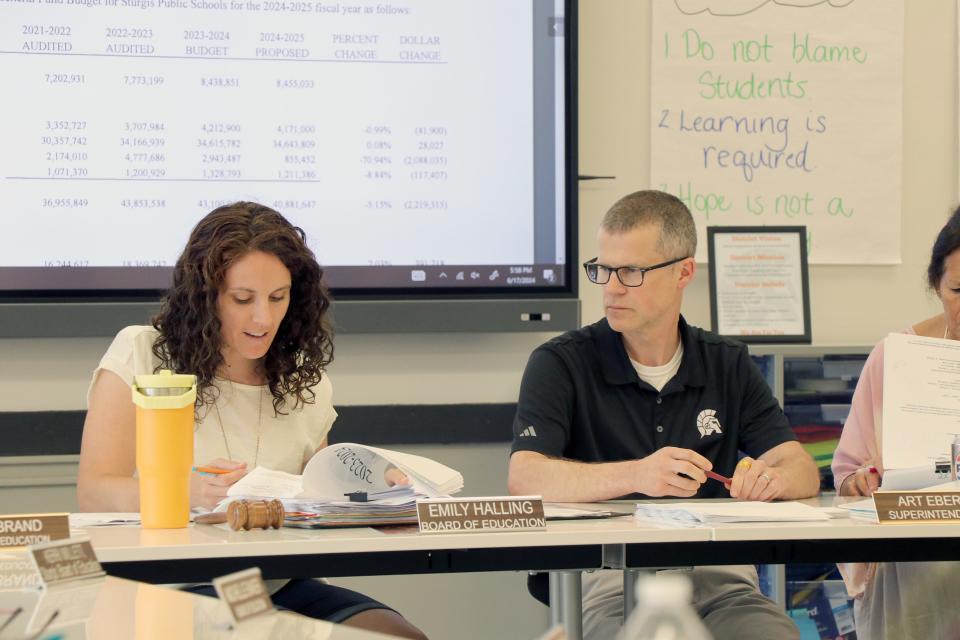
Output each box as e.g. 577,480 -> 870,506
582,256 -> 689,287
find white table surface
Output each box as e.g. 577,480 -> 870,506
80,515 -> 713,563
77,497 -> 960,565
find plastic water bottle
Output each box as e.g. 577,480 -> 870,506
622,573 -> 713,640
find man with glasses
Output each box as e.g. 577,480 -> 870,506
508,190 -> 818,640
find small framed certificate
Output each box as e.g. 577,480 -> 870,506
707,226 -> 811,344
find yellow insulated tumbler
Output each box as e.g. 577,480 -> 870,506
132,370 -> 197,529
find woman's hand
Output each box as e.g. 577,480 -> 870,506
384,465 -> 410,487
840,464 -> 881,497
190,459 -> 248,509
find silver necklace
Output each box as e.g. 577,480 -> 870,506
214,385 -> 263,468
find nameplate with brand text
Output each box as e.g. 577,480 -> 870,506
28,539 -> 104,588
416,496 -> 546,534
873,491 -> 960,524
213,567 -> 275,624
0,514 -> 69,549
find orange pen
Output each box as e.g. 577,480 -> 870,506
192,466 -> 232,476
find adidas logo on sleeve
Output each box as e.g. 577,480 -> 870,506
518,426 -> 538,437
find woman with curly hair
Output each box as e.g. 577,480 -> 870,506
77,202 -> 427,639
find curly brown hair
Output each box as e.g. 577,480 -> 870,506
152,202 -> 334,414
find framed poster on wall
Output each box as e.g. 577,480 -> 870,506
707,226 -> 811,344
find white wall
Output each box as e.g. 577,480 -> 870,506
0,332 -> 558,412
578,0 -> 957,346
0,2 -> 957,638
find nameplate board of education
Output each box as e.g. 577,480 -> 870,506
873,491 -> 960,524
0,513 -> 69,549
416,497 -> 546,534
707,226 -> 811,344
213,567 -> 274,624
28,539 -> 104,588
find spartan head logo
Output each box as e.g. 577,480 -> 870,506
696,409 -> 723,438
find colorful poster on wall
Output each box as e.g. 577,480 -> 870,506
651,0 -> 903,264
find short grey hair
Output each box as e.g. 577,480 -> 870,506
600,190 -> 697,258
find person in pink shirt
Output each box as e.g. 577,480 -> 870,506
832,206 -> 960,640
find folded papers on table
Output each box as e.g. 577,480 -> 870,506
634,501 -> 831,525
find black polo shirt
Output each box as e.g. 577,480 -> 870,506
511,316 -> 796,498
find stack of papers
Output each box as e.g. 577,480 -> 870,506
223,471 -> 425,528
543,505 -> 624,520
227,443 -> 463,501
282,488 -> 420,528
634,501 -> 830,526
221,444 -> 465,528
882,333 -> 960,470
836,498 -> 877,522
879,465 -> 952,491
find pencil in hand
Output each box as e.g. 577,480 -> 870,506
705,470 -> 731,484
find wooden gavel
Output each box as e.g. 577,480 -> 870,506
194,499 -> 285,530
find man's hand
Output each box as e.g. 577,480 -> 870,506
635,447 -> 712,497
729,457 -> 782,502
